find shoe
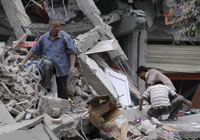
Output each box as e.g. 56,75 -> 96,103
167,116 -> 178,121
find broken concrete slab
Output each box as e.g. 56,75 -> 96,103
0,117 -> 59,140
37,96 -> 71,115
0,100 -> 16,126
121,105 -> 151,121
15,111 -> 26,122
1,0 -> 31,39
0,117 -> 42,135
43,113 -> 80,139
78,54 -> 118,98
75,0 -> 104,26
162,114 -> 200,139
85,39 -> 119,55
75,26 -> 101,53
75,0 -> 127,60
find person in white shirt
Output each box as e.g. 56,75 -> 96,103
139,81 -> 184,120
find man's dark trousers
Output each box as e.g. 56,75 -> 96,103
40,59 -> 69,99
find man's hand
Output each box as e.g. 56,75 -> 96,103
69,67 -> 76,75
138,106 -> 142,111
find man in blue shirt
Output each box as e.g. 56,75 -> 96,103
20,19 -> 77,99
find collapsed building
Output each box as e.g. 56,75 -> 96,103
0,0 -> 200,140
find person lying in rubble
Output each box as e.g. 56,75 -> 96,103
136,66 -> 192,120
138,81 -> 185,121
19,19 -> 77,100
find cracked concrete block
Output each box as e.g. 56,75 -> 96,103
1,0 -> 31,38
75,25 -> 127,61
37,96 -> 71,115
138,120 -> 153,134
78,54 -> 118,98
48,108 -> 61,118
75,26 -> 107,53
128,125 -> 142,137
75,0 -> 104,26
15,111 -> 26,122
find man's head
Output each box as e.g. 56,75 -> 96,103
136,66 -> 148,80
48,19 -> 61,37
154,81 -> 164,85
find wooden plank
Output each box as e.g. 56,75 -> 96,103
12,32 -> 28,50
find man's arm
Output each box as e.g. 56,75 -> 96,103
139,96 -> 148,110
69,54 -> 76,74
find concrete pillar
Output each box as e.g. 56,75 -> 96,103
1,0 -> 32,39
122,29 -> 147,93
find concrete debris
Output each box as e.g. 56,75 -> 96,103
78,54 -> 118,98
75,0 -> 104,26
127,117 -> 181,140
1,0 -> 31,39
0,117 -> 59,140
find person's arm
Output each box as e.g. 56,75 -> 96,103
139,96 -> 144,110
69,54 -> 76,75
139,96 -> 148,110
20,50 -> 34,65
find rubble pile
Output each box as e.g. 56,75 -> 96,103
0,43 -> 92,124
127,117 -> 181,140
